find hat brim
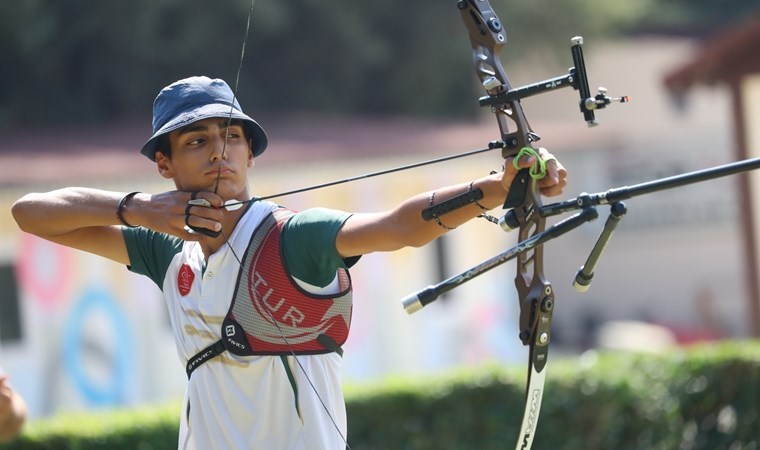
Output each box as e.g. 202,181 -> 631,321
139,103 -> 268,161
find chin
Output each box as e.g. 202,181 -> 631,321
214,182 -> 249,201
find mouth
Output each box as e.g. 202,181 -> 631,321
206,166 -> 234,177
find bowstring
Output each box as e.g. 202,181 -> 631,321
223,141 -> 503,209
216,1 -> 350,448
214,0 -> 256,194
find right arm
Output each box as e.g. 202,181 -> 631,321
11,188 -> 219,264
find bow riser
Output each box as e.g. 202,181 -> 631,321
458,0 -> 551,349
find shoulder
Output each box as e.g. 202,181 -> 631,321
123,226 -> 184,253
284,207 -> 352,233
280,208 -> 357,286
122,227 -> 185,287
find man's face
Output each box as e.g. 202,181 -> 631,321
156,117 -> 254,198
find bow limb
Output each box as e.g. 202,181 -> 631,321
458,2 -> 552,449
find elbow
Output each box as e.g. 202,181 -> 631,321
392,221 -> 445,249
11,198 -> 30,232
404,231 -> 435,249
12,195 -> 42,234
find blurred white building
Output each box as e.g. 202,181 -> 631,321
0,33 -> 757,420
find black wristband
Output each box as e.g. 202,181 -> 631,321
117,191 -> 140,228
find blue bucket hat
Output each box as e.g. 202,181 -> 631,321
140,76 -> 268,161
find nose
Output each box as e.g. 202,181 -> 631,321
210,135 -> 229,161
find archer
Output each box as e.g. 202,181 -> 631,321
12,75 -> 566,449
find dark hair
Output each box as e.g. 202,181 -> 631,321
156,133 -> 172,159
154,118 -> 250,160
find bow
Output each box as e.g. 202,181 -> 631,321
458,2 -> 574,447
401,2 -> 625,449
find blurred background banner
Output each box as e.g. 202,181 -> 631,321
1,0 -> 759,421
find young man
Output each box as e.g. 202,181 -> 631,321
12,76 -> 566,449
0,370 -> 26,443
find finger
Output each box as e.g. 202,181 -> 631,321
184,207 -> 222,234
184,190 -> 224,228
500,153 -> 532,191
509,154 -> 537,171
188,198 -> 212,208
548,158 -> 566,180
539,177 -> 567,197
531,148 -> 555,179
187,191 -> 224,209
186,204 -> 224,223
537,160 -> 563,187
537,162 -> 567,196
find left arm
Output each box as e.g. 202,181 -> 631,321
0,376 -> 26,442
336,149 -> 567,258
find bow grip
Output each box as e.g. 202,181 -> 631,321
503,169 -> 531,209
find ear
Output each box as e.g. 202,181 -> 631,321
247,140 -> 255,168
155,151 -> 174,179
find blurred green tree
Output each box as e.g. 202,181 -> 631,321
0,0 -> 756,128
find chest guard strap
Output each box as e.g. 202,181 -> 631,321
187,208 -> 353,378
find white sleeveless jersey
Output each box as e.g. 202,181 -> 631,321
129,201 -> 350,450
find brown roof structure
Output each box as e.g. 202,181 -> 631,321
664,13 -> 760,337
664,13 -> 760,92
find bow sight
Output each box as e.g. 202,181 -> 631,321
477,36 -> 629,127
457,1 -> 628,131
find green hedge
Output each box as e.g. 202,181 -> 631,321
4,340 -> 759,450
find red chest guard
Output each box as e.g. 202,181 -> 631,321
222,208 -> 353,356
186,208 -> 353,378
